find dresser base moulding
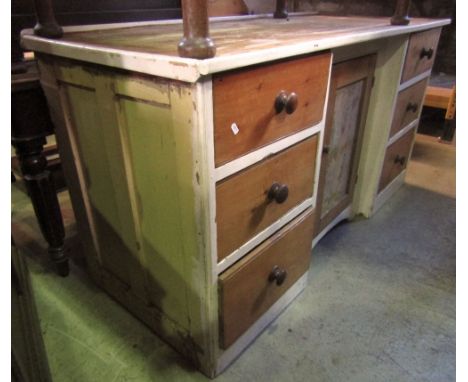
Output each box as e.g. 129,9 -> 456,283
216,271 -> 309,375
312,205 -> 353,248
373,170 -> 407,214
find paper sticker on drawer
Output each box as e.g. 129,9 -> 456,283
231,123 -> 240,135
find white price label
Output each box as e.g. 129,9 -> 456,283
231,123 -> 240,135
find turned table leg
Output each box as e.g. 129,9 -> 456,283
12,67 -> 69,277
178,0 -> 216,59
12,138 -> 68,276
391,0 -> 411,26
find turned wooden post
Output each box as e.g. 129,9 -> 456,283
12,71 -> 69,277
178,0 -> 216,59
274,0 -> 288,19
32,0 -> 63,38
391,0 -> 411,26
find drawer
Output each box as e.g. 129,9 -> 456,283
219,208 -> 314,349
401,28 -> 441,84
213,52 -> 331,167
389,78 -> 428,138
378,128 -> 415,192
216,135 -> 318,261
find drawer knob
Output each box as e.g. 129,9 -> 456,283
274,91 -> 298,114
285,92 -> 298,114
420,47 -> 434,60
268,182 -> 289,204
269,266 -> 287,286
406,102 -> 418,113
394,155 -> 406,166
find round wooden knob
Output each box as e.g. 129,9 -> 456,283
406,102 -> 418,113
285,92 -> 298,114
269,266 -> 287,286
394,155 -> 406,166
420,47 -> 434,60
275,91 -> 288,113
268,182 -> 289,204
274,91 -> 298,114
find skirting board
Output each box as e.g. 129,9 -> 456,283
216,272 -> 309,375
312,206 -> 353,248
373,170 -> 406,214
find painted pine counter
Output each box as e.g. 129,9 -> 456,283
21,14 -> 450,377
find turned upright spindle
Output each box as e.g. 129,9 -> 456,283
391,0 -> 411,25
32,0 -> 63,38
274,0 -> 288,19
178,0 -> 216,59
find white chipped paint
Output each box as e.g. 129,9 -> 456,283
387,119 -> 419,147
312,206 -> 352,247
398,69 -> 432,91
21,17 -> 450,83
215,122 -> 324,182
216,198 -> 313,274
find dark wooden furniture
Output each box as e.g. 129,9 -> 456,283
12,62 -> 68,276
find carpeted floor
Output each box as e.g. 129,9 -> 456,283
11,134 -> 455,382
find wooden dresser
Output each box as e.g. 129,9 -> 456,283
21,14 -> 449,377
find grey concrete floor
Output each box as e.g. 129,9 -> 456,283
11,134 -> 455,382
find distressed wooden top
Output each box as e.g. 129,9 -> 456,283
21,14 -> 450,83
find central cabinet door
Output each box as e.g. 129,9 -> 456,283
315,55 -> 376,235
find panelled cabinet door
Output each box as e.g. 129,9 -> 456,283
315,54 -> 376,235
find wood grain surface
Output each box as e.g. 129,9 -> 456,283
60,16 -> 443,58
390,78 -> 428,138
219,208 -> 314,349
401,28 -> 441,84
379,127 -> 415,192
216,135 -> 318,261
213,52 -> 330,166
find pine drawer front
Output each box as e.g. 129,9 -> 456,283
219,209 -> 314,349
379,128 -> 416,192
216,135 -> 318,262
390,78 -> 428,138
401,28 -> 441,84
213,52 -> 331,167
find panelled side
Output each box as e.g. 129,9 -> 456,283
40,58 -> 215,366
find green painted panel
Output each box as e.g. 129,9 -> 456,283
65,85 -> 131,285
118,97 -> 189,327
